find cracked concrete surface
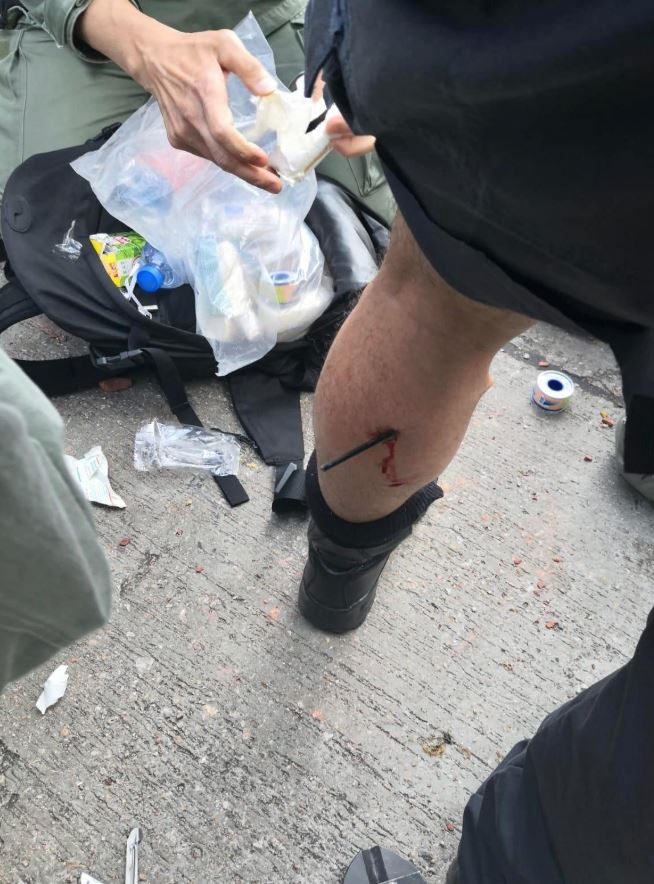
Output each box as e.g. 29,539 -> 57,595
1,265 -> 652,883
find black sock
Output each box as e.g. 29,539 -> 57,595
305,451 -> 443,548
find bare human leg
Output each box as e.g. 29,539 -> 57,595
314,213 -> 533,522
299,213 -> 533,632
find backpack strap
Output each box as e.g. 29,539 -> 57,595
15,353 -> 113,394
0,278 -> 249,506
228,365 -> 306,514
0,276 -> 41,334
0,276 -> 115,391
0,278 -> 141,393
141,346 -> 249,508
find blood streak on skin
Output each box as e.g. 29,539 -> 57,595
379,435 -> 406,487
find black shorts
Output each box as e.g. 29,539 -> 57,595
305,0 -> 654,473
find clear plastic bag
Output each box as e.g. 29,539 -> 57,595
272,226 -> 335,342
71,14 -> 333,374
134,420 -> 240,476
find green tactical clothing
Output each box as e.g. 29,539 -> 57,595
0,0 -> 394,222
0,347 -> 112,692
10,0 -> 306,52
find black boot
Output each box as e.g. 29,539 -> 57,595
298,453 -> 442,633
298,518 -> 411,633
342,845 -> 426,883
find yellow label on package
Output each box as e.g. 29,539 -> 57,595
90,232 -> 146,287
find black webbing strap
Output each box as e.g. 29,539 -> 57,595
141,347 -> 249,507
0,279 -> 117,395
228,368 -> 307,514
0,278 -> 40,334
273,461 -> 306,514
14,353 -> 111,396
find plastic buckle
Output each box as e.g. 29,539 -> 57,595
86,122 -> 122,145
91,347 -> 144,371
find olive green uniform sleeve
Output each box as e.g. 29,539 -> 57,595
0,348 -> 112,692
16,0 -> 306,61
15,0 -> 123,61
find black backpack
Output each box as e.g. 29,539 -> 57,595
0,127 -> 389,511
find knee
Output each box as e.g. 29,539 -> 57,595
382,213 -> 534,353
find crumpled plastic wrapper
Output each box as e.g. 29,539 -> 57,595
65,445 -> 126,508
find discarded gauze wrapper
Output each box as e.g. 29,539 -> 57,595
134,420 -> 240,476
250,80 -> 332,183
36,664 -> 69,714
65,445 -> 126,508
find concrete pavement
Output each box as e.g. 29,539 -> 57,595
1,276 -> 652,883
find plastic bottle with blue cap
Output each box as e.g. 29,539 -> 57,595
136,243 -> 182,292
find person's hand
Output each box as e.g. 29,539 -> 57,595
309,74 -> 376,159
131,28 -> 282,192
78,0 -> 282,192
326,114 -> 376,158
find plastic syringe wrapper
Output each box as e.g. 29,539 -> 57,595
134,420 -> 240,476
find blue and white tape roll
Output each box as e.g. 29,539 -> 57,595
532,370 -> 574,413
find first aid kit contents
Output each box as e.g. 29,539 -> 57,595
72,13 -> 335,376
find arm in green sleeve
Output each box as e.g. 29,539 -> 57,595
18,0 -> 140,62
0,350 -> 112,692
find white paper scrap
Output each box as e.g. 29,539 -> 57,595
36,664 -> 69,714
80,875 -> 106,884
65,445 -> 126,508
